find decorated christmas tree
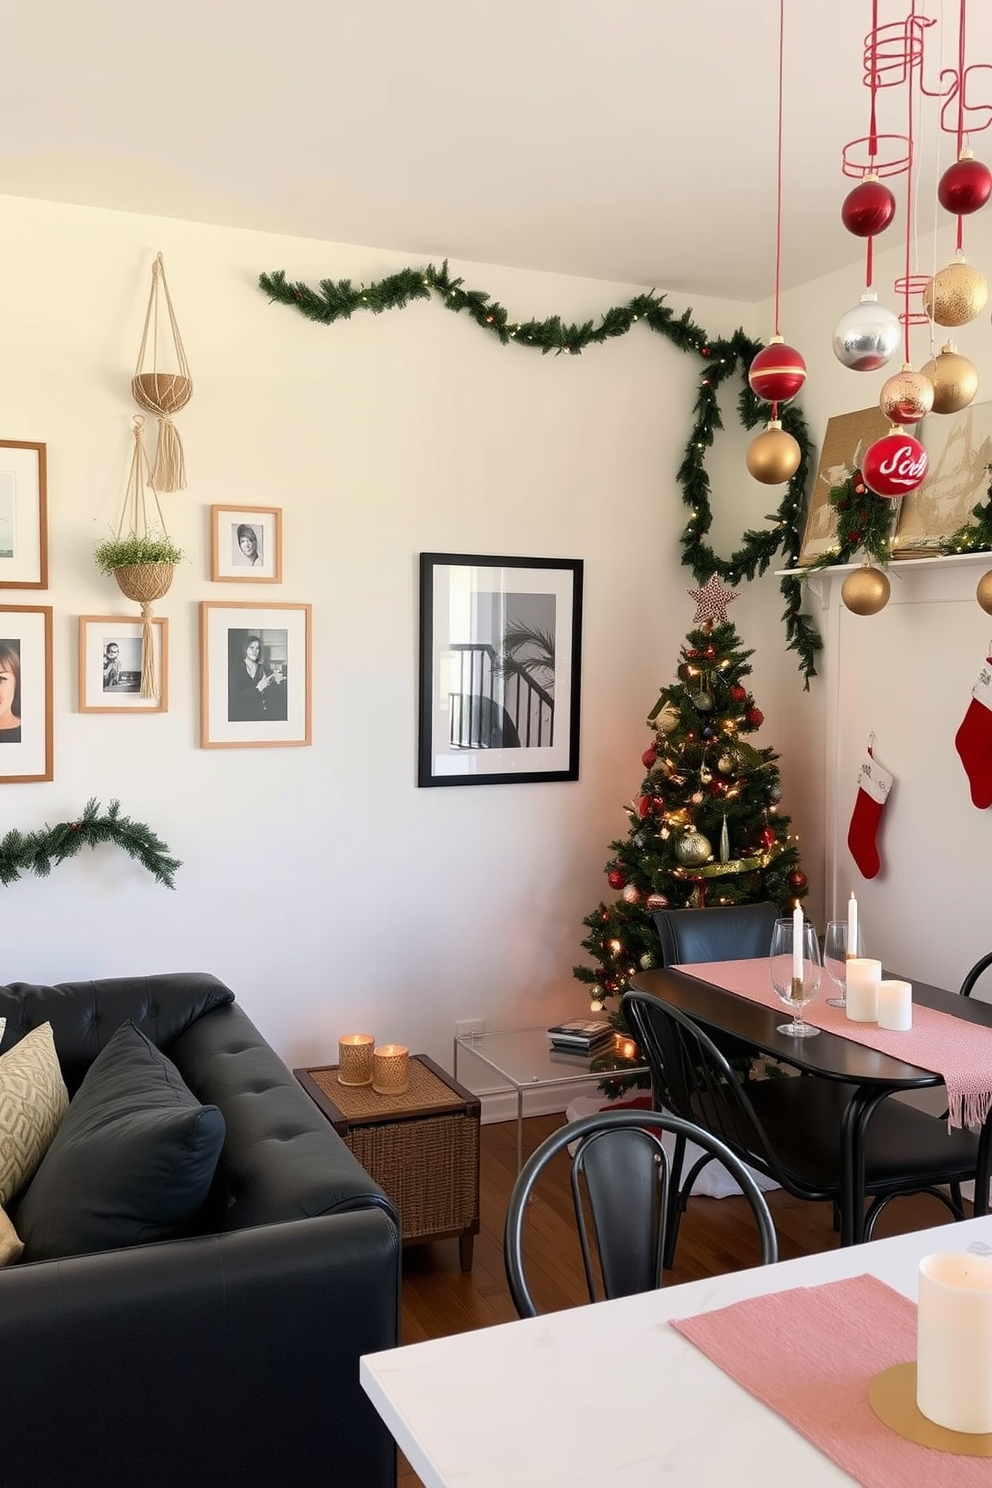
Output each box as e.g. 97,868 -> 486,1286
574,576 -> 808,1014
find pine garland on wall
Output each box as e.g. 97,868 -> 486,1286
259,261 -> 822,684
0,800 -> 180,888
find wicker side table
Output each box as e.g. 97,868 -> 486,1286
294,1054 -> 480,1271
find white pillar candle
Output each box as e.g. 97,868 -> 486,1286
845,957 -> 881,1022
877,979 -> 912,1031
917,1251 -> 992,1433
847,892 -> 858,954
792,902 -> 804,982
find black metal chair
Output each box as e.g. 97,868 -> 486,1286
622,988 -> 981,1261
502,1107 -> 778,1319
960,952 -> 992,1000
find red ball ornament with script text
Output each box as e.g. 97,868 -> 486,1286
861,432 -> 929,499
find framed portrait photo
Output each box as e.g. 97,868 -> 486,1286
798,407 -> 892,565
200,601 -> 311,749
0,441 -> 48,590
0,605 -> 53,782
418,553 -> 583,788
78,615 -> 168,713
210,504 -> 282,583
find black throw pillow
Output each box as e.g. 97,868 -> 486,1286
15,1020 -> 225,1262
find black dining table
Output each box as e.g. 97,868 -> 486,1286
629,963 -> 992,1245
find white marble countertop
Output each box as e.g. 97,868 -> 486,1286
361,1214 -> 992,1488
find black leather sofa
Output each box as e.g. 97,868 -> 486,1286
0,972 -> 401,1488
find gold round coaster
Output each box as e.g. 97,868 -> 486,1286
869,1363 -> 992,1456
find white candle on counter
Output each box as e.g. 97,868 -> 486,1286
847,892 -> 858,956
845,957 -> 881,1022
877,979 -> 912,1031
792,903 -> 804,983
917,1251 -> 992,1434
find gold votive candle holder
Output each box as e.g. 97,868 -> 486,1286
372,1044 -> 409,1095
337,1033 -> 375,1086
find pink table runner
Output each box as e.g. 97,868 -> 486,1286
671,1273 -> 989,1487
675,957 -> 992,1130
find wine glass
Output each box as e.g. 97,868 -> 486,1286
769,917 -> 822,1038
823,919 -> 865,1009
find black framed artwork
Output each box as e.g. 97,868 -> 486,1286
418,552 -> 583,787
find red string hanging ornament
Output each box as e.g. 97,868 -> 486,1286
746,0 -> 803,486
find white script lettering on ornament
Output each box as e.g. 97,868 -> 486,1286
877,446 -> 928,485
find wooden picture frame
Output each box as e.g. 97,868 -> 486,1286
0,605 -> 53,782
892,401 -> 992,557
78,615 -> 168,713
210,504 -> 283,582
200,601 -> 311,748
0,441 -> 48,590
798,407 -> 892,565
418,552 -> 583,787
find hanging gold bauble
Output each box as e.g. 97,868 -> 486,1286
922,258 -> 988,327
674,830 -> 712,867
745,420 -> 802,484
841,565 -> 891,616
977,571 -> 992,616
878,365 -> 934,424
919,342 -> 979,415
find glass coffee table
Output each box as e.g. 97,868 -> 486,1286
452,1027 -> 651,1171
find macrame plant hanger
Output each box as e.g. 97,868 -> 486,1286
131,252 -> 192,492
113,416 -> 175,698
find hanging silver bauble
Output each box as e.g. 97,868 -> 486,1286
831,291 -> 902,372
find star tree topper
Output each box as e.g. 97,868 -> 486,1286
688,573 -> 740,628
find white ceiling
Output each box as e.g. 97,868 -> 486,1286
2,0 -> 991,301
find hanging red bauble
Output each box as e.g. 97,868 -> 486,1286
938,152 -> 992,217
861,431 -> 928,498
645,893 -> 668,911
641,746 -> 657,769
745,707 -> 764,728
638,796 -> 654,818
760,826 -> 777,849
607,868 -> 627,889
787,869 -> 808,892
841,175 -> 897,237
729,684 -> 747,703
747,337 -> 807,404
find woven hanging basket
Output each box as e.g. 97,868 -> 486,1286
131,252 -> 193,492
113,562 -> 175,605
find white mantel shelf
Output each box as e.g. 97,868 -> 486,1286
776,549 -> 992,608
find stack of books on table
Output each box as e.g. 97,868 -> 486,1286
546,1019 -> 616,1056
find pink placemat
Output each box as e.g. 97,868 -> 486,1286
675,957 -> 992,1130
672,1274 -> 988,1487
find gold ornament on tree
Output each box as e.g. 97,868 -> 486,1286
976,571 -> 992,616
919,342 -> 979,414
674,830 -> 712,867
922,255 -> 988,327
841,563 -> 891,616
745,420 -> 802,484
131,252 -> 193,491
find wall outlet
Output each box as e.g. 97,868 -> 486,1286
456,1018 -> 486,1038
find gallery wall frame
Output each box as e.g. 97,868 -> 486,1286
418,552 -> 583,788
0,605 -> 53,782
78,615 -> 168,713
200,601 -> 311,749
798,407 -> 893,566
210,504 -> 283,582
0,441 -> 48,590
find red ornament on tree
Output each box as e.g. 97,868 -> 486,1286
862,432 -> 928,498
747,338 -> 807,404
787,869 -> 808,893
607,868 -> 627,889
760,826 -> 777,849
645,893 -> 668,911
641,746 -> 657,769
745,707 -> 764,728
938,154 -> 992,217
638,796 -> 653,818
841,176 -> 897,237
729,684 -> 747,703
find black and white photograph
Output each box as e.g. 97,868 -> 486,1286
210,504 -> 282,582
0,441 -> 48,590
418,553 -> 583,787
200,601 -> 311,748
0,606 -> 52,781
78,615 -> 168,713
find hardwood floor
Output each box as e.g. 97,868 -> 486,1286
395,1113 -> 965,1485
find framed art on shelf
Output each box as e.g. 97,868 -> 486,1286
200,601 -> 311,748
798,407 -> 892,565
78,615 -> 168,713
418,552 -> 583,788
0,605 -> 53,782
0,441 -> 48,590
210,504 -> 282,582
892,400 -> 992,557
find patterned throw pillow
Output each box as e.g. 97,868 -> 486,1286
0,1202 -> 23,1265
0,1022 -> 69,1205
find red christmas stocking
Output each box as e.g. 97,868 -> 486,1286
955,657 -> 992,809
847,742 -> 893,880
